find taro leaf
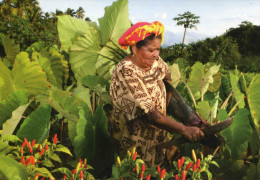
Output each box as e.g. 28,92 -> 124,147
0,34 -> 20,65
246,74 -> 260,131
32,48 -> 64,89
74,105 -> 116,175
219,74 -> 232,101
2,135 -> 22,144
2,100 -> 31,138
230,72 -> 245,109
187,62 -> 220,100
0,52 -> 50,100
169,63 -> 181,88
0,155 -> 28,180
25,41 -> 46,56
0,90 -> 28,128
196,101 -> 211,121
208,73 -> 221,92
57,15 -> 99,52
98,0 -> 131,46
81,75 -> 110,89
219,108 -> 252,159
73,85 -> 92,110
16,105 -> 52,144
49,89 -> 91,145
70,30 -> 101,80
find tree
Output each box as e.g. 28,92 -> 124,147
65,8 -> 76,17
76,7 -> 85,19
173,11 -> 200,45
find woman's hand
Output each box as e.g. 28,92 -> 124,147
182,126 -> 204,142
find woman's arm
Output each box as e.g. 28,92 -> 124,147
146,110 -> 204,142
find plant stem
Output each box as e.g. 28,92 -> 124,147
92,91 -> 96,114
181,78 -> 197,108
221,90 -> 233,109
228,96 -> 246,116
60,118 -> 63,144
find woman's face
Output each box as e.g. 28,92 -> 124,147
132,38 -> 161,70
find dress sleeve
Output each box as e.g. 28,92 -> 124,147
110,64 -> 154,122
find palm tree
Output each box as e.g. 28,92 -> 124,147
173,11 -> 200,45
76,7 -> 85,19
65,8 -> 76,17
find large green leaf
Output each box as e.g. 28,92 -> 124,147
0,155 -> 28,180
98,0 -> 131,45
74,105 -> 115,175
169,63 -> 181,88
49,89 -> 91,145
57,15 -> 99,52
246,74 -> 260,131
2,100 -> 31,138
69,29 -> 101,80
187,62 -> 220,100
0,90 -> 28,128
16,105 -> 52,144
219,108 -> 252,159
230,72 -> 245,109
0,52 -> 50,100
196,101 -> 211,121
0,34 -> 20,65
32,48 -> 64,89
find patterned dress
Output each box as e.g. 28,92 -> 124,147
109,55 -> 171,167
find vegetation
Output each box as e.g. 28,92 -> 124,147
0,0 -> 259,179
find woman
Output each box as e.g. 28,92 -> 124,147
109,21 -> 204,167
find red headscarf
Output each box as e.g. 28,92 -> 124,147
118,21 -> 165,50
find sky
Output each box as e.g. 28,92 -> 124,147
39,0 -> 260,47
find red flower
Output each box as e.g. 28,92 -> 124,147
185,162 -> 193,170
196,159 -> 200,168
160,169 -> 166,179
133,151 -> 137,161
181,170 -> 186,180
146,174 -> 151,180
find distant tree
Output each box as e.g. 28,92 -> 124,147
65,8 -> 76,17
173,11 -> 200,45
76,7 -> 85,19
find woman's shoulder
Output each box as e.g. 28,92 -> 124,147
113,55 -> 136,73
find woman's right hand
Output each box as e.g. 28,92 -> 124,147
182,126 -> 204,142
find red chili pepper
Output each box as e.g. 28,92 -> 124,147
45,144 -> 48,151
157,166 -> 161,173
29,156 -> 35,165
185,162 -> 193,170
192,164 -> 197,172
132,168 -> 136,173
20,148 -> 23,155
141,164 -> 145,172
196,159 -> 200,168
80,171 -> 83,180
177,159 -> 181,170
53,134 -> 58,144
24,137 -> 28,145
84,164 -> 88,169
20,156 -> 25,164
140,172 -> 144,179
39,148 -> 45,156
35,173 -> 40,178
181,170 -> 186,180
120,178 -> 123,180
25,158 -> 30,166
133,151 -> 137,161
63,174 -> 66,180
72,169 -> 76,175
31,139 -> 36,147
29,146 -> 33,154
175,174 -> 179,180
180,156 -> 185,166
160,169 -> 166,179
146,174 -> 151,180
40,178 -> 44,180
22,142 -> 26,148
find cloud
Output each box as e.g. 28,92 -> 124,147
155,12 -> 168,20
